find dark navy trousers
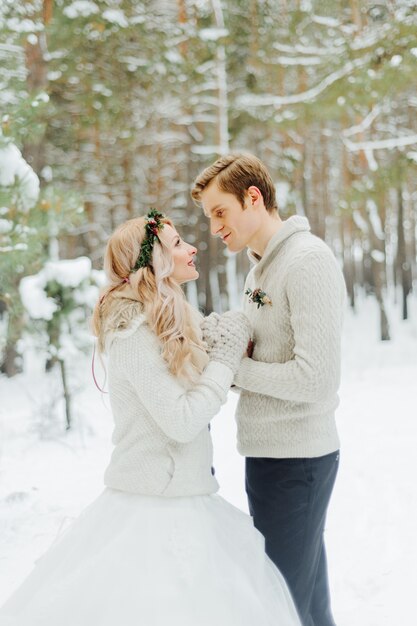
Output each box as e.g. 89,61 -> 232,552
245,452 -> 339,626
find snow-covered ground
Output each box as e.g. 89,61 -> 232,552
0,295 -> 416,625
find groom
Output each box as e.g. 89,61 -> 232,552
192,153 -> 346,626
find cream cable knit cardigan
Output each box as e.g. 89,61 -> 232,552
104,315 -> 233,497
235,216 -> 347,459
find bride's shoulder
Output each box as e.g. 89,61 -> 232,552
105,302 -> 148,352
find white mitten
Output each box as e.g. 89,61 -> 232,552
201,312 -> 221,350
206,311 -> 252,375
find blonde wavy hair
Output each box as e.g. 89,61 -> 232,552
92,215 -> 207,384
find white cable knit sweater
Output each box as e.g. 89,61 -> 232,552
104,316 -> 233,497
235,216 -> 346,458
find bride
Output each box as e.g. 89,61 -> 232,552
0,210 -> 301,626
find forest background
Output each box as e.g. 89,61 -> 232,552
1,2 -> 417,622
1,0 -> 417,383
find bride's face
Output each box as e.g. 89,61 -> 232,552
158,224 -> 199,285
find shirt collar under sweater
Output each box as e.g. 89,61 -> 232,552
247,215 -> 310,278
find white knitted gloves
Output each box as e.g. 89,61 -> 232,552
201,311 -> 252,375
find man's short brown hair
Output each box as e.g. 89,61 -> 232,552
191,153 -> 278,213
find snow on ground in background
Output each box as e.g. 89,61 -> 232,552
0,295 -> 416,625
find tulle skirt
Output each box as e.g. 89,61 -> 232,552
0,488 -> 301,626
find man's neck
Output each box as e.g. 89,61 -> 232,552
248,213 -> 283,258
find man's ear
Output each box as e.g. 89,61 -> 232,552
246,186 -> 262,206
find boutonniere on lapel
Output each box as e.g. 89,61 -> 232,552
245,288 -> 272,309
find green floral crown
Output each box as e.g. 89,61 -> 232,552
131,209 -> 166,272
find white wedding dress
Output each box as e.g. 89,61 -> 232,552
0,488 -> 301,626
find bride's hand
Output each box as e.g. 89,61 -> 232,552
201,312 -> 221,350
203,311 -> 252,375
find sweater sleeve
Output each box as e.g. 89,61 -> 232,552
112,324 -> 234,443
234,251 -> 346,403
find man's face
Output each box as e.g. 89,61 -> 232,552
201,181 -> 260,253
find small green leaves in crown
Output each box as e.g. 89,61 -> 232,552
131,209 -> 165,272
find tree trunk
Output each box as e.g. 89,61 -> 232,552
59,358 -> 72,430
342,217 -> 356,309
363,205 -> 390,340
396,185 -> 412,320
211,0 -> 229,156
1,343 -> 21,377
0,289 -> 24,377
349,0 -> 363,30
23,28 -> 48,174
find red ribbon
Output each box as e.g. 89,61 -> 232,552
91,344 -> 108,394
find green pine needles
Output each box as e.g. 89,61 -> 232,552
131,209 -> 165,272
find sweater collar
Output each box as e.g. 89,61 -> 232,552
248,215 -> 310,275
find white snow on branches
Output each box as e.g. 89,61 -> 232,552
237,57 -> 369,108
344,134 -> 417,152
20,274 -> 58,321
353,210 -> 368,233
199,28 -> 229,42
102,9 -> 129,28
0,142 -> 40,210
365,149 -> 378,172
273,42 -> 344,57
371,250 -> 385,263
367,200 -> 384,240
44,257 -> 92,288
63,1 -> 99,19
20,257 -> 93,321
275,55 -> 322,66
6,18 -> 43,33
343,105 -> 383,137
0,219 -> 13,234
390,55 -> 402,67
312,14 -> 341,27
